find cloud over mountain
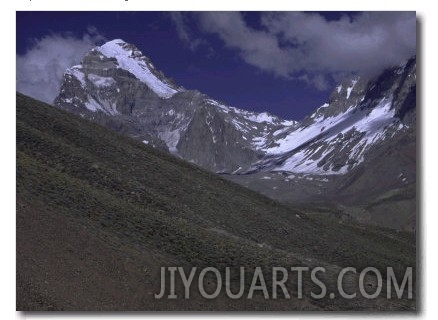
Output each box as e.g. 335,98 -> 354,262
171,12 -> 416,90
16,28 -> 105,103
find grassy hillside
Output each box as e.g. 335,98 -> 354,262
16,93 -> 416,311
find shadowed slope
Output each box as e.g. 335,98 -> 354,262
17,93 -> 415,310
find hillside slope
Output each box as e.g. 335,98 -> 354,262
17,93 -> 415,311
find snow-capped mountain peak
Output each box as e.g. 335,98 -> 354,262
246,57 -> 416,175
95,39 -> 182,98
61,39 -> 182,109
55,39 -> 298,172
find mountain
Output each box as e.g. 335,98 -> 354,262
17,93 -> 416,310
246,57 -> 416,175
227,59 -> 416,230
227,58 -> 417,230
53,39 -> 416,229
54,39 -> 295,173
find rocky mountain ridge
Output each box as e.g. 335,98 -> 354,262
54,39 -> 416,180
247,57 -> 415,174
55,39 -> 295,172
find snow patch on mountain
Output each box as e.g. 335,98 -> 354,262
84,96 -> 100,112
346,80 -> 358,99
252,136 -> 268,149
66,67 -> 86,87
244,112 -> 277,124
343,98 -> 395,163
252,96 -> 398,175
85,96 -> 119,115
158,128 -> 182,153
206,99 -> 231,113
274,147 -> 349,174
264,103 -> 355,154
88,74 -> 116,87
97,39 -> 180,99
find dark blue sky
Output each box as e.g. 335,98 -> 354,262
16,11 -> 415,121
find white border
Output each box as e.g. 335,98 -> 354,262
3,0 -> 436,319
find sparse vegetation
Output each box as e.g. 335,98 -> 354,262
16,93 -> 416,311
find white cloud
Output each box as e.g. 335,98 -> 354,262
186,12 -> 416,90
169,12 -> 205,52
16,29 -> 105,103
261,12 -> 416,76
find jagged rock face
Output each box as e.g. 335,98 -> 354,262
177,103 -> 259,172
54,39 -> 293,172
247,57 -> 416,175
